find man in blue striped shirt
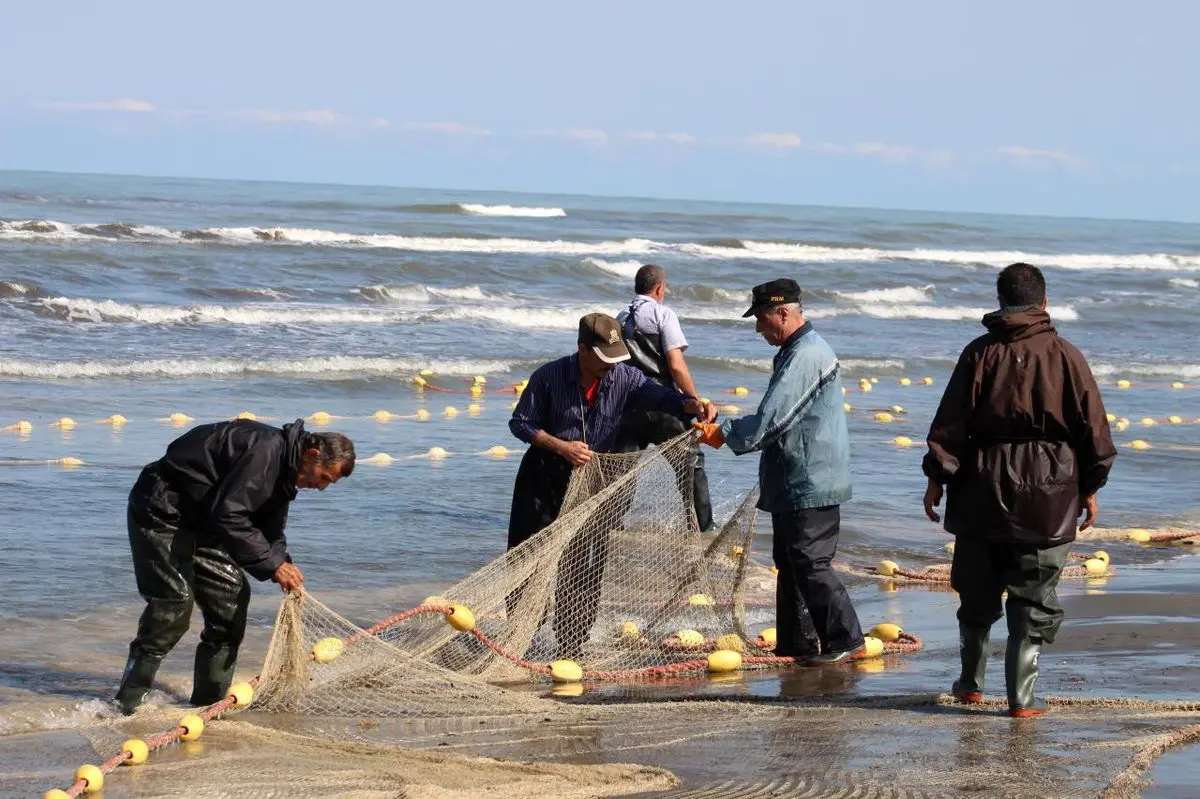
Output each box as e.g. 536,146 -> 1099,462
507,312 -> 714,658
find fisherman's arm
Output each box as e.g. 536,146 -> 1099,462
206,442 -> 295,584
509,365 -> 592,465
721,354 -> 828,454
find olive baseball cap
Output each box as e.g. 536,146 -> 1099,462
578,313 -> 631,364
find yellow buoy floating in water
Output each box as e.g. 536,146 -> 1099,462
922,377 -> 934,385
1140,417 -> 1157,427
1116,379 -> 1132,389
891,405 -> 905,414
1169,415 -> 1183,425
483,445 -> 509,457
372,410 -> 396,422
467,402 -> 482,415
53,417 -> 77,429
1105,413 -> 1116,423
1083,558 -> 1108,576
1172,381 -> 1185,389
57,457 -> 85,468
733,386 -> 749,396
412,375 -> 428,388
310,411 -> 333,425
1128,440 -> 1151,450
869,623 -> 903,643
1115,418 -> 1130,432
892,436 -> 914,447
707,650 -> 743,673
236,411 -> 258,421
877,560 -> 900,577
549,659 -> 583,683
362,453 -> 396,466
469,385 -> 483,398
844,402 -> 853,412
443,406 -> 459,418
169,412 -> 192,425
873,412 -> 894,423
104,414 -> 128,426
899,377 -> 912,386
419,368 -> 435,377
415,409 -> 430,421
1128,529 -> 1152,543
426,447 -> 449,459
1093,550 -> 1110,564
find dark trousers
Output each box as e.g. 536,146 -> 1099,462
123,501 -> 250,704
950,537 -> 1071,644
771,506 -> 864,656
506,447 -> 611,659
615,409 -> 713,532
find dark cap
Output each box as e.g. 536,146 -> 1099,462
578,312 -> 631,364
742,278 -> 802,318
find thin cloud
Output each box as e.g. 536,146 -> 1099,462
997,145 -> 1084,167
38,98 -> 156,113
563,128 -> 608,143
226,108 -> 343,126
624,131 -> 696,145
852,141 -> 917,162
407,121 -> 490,135
746,132 -> 803,149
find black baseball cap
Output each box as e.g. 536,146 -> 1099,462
742,278 -> 802,317
578,313 -> 631,364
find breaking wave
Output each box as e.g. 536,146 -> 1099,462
4,219 -> 1198,271
0,356 -> 521,380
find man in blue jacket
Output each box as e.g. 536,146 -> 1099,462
695,279 -> 865,664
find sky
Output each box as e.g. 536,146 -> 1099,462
1,1 -> 1198,222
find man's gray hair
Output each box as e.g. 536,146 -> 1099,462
634,264 -> 666,295
778,301 -> 803,316
302,431 -> 356,475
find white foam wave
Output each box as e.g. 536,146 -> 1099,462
35,296 -> 605,330
676,303 -> 1079,323
1091,363 -> 1200,379
0,356 -> 519,380
4,219 -> 1198,272
459,203 -> 566,218
357,284 -> 495,304
582,258 -> 645,278
700,356 -> 906,375
1168,278 -> 1200,289
836,285 -> 935,304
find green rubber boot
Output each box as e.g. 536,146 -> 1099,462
190,642 -> 237,707
114,648 -> 162,715
1006,636 -> 1048,718
951,624 -> 990,703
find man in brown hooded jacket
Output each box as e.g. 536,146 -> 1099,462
922,262 -> 1117,718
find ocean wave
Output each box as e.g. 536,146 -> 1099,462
459,203 -> 566,218
32,296 -> 607,330
4,218 -> 1198,271
835,285 -> 935,304
355,284 -> 496,304
0,281 -> 39,298
583,258 -> 644,278
696,355 -> 907,375
1091,362 -> 1200,380
1168,278 -> 1199,289
0,355 -> 520,380
190,287 -> 294,301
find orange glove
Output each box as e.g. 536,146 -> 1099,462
692,421 -> 725,449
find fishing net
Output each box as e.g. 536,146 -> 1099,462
251,432 -> 794,719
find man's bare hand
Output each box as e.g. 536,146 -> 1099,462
558,440 -> 593,467
273,562 -> 305,593
1078,494 -> 1098,530
923,479 -> 944,523
683,398 -> 718,423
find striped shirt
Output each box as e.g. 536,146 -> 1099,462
509,354 -> 687,452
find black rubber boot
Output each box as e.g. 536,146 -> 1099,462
190,642 -> 237,707
114,648 -> 163,715
1006,636 -> 1048,718
952,624 -> 990,703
